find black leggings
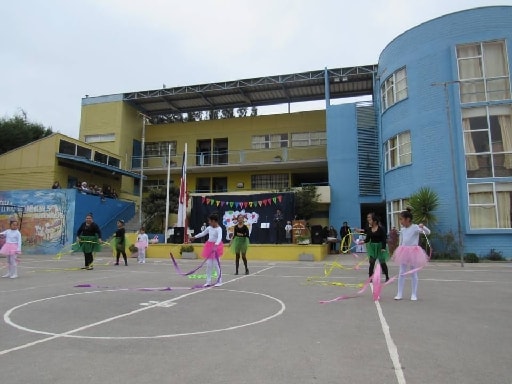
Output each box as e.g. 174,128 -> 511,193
369,258 -> 389,279
116,251 -> 127,265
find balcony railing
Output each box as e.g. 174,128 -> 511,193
131,146 -> 327,173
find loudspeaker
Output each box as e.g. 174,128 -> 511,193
173,227 -> 184,244
311,225 -> 324,245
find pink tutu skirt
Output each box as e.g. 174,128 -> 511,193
135,241 -> 148,249
0,242 -> 19,256
392,245 -> 428,268
202,241 -> 224,259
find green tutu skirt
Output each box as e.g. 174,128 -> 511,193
366,241 -> 389,263
72,235 -> 102,253
231,237 -> 249,254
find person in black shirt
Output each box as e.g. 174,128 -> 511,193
358,213 -> 389,282
74,213 -> 102,270
230,214 -> 250,275
114,219 -> 127,266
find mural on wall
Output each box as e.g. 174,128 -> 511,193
0,190 -> 75,255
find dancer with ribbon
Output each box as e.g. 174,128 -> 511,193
189,213 -> 224,287
73,213 -> 102,270
393,208 -> 431,301
357,213 -> 390,283
1,219 -> 22,279
229,214 -> 250,275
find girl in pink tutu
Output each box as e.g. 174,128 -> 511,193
1,220 -> 22,279
189,213 -> 224,287
393,208 -> 430,301
136,227 -> 149,264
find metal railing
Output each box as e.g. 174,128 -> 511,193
131,145 -> 327,171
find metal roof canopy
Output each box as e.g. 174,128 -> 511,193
124,65 -> 377,117
56,153 -> 145,180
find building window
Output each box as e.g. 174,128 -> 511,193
457,40 -> 511,103
381,67 -> 408,112
58,140 -> 92,159
251,174 -> 289,189
84,133 -> 115,143
468,182 -> 512,229
145,141 -> 177,157
462,105 -> 512,178
143,178 -> 169,192
384,131 -> 411,171
291,131 -> 326,147
252,134 -> 288,149
387,199 -> 409,230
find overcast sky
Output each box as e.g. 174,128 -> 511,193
0,0 -> 508,138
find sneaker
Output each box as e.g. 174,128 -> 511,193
10,274 -> 18,279
2,273 -> 10,278
138,261 -> 142,264
245,269 -> 249,275
203,282 -> 211,287
114,263 -> 119,266
394,296 -> 402,300
411,295 -> 418,301
86,266 -> 94,270
80,267 -> 87,270
142,260 -> 145,264
214,280 -> 223,287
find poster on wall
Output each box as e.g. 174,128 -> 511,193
0,189 -> 75,255
190,192 -> 294,244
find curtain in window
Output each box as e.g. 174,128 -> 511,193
463,119 -> 479,171
458,45 -> 483,103
469,192 -> 496,228
497,192 -> 511,228
498,115 -> 512,169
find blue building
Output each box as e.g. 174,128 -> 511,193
329,6 -> 512,258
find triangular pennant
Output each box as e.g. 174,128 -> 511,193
277,195 -> 283,202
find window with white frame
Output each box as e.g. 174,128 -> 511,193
84,133 -> 115,143
251,134 -> 288,149
468,182 -> 512,229
291,131 -> 326,147
462,105 -> 512,178
251,174 -> 289,189
387,199 -> 409,230
145,141 -> 177,157
384,131 -> 411,171
381,67 -> 408,112
457,40 -> 511,103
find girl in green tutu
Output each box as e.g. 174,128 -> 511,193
358,212 -> 389,282
74,213 -> 102,270
230,214 -> 250,275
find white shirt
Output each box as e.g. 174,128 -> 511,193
399,224 -> 430,246
195,226 -> 223,245
0,229 -> 22,251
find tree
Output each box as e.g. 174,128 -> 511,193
141,186 -> 180,233
0,111 -> 53,155
293,185 -> 320,220
408,186 -> 440,225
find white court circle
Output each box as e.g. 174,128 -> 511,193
4,288 -> 286,340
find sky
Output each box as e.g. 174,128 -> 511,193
1,0 -> 509,138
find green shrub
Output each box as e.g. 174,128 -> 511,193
464,253 -> 479,263
484,248 -> 504,261
180,244 -> 194,254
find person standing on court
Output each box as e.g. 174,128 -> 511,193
230,214 -> 250,275
273,208 -> 284,244
393,208 -> 431,301
0,219 -> 22,278
357,213 -> 390,282
74,213 -> 102,270
339,221 -> 351,253
114,219 -> 127,266
189,213 -> 224,287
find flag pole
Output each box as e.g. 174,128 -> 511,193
164,143 -> 171,241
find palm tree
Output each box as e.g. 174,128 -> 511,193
407,186 -> 439,225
